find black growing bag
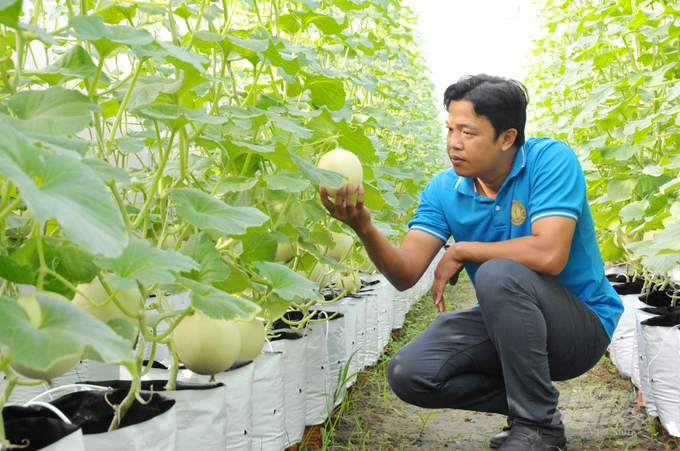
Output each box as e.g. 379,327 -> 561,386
3,405 -> 81,451
638,290 -> 678,307
48,388 -> 175,434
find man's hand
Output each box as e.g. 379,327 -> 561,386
432,243 -> 465,313
319,183 -> 371,232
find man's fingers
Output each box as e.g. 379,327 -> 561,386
356,184 -> 365,210
319,187 -> 335,211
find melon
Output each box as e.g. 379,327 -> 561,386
236,319 -> 265,361
174,310 -> 242,376
328,232 -> 354,262
317,148 -> 363,198
71,278 -> 142,330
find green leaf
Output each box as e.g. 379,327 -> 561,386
240,232 -> 277,265
69,15 -> 154,57
257,292 -> 289,321
114,75 -> 182,110
5,213 -> 28,229
337,122 -> 377,163
156,40 -> 208,73
82,158 -> 131,184
0,255 -> 34,285
214,177 -> 258,194
178,232 -> 231,284
169,188 -> 269,236
32,45 -> 109,86
0,293 -> 134,374
303,74 -> 346,111
599,236 -> 624,263
296,237 -> 346,271
177,277 -> 260,320
290,153 -> 344,188
218,262 -> 253,294
134,104 -> 229,132
94,239 -> 200,289
0,123 -> 128,258
253,261 -> 320,302
362,181 -> 386,210
263,173 -> 310,192
0,0 -> 21,28
607,178 -> 635,202
291,10 -> 349,35
5,86 -> 102,135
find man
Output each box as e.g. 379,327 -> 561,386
320,74 -> 622,451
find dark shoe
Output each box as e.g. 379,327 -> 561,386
497,424 -> 567,451
489,425 -> 512,449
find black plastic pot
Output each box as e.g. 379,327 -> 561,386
612,279 -> 646,295
273,310 -> 345,330
638,290 -> 677,307
49,388 -> 175,434
3,405 -> 81,451
641,305 -> 680,316
640,313 -> 680,328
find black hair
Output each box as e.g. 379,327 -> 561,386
443,74 -> 529,148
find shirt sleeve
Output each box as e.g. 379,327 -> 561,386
408,176 -> 451,243
528,140 -> 585,224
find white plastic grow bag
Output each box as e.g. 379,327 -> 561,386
318,312 -> 347,407
362,291 -> 381,367
315,298 -> 361,388
609,293 -> 646,379
269,333 -> 308,448
178,361 -> 255,451
633,309 -> 659,417
251,351 -> 287,451
642,317 -> 680,437
2,360 -> 89,406
146,383 -> 226,451
42,429 -> 86,451
303,321 -> 332,426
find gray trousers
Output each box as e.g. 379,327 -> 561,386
387,258 -> 610,436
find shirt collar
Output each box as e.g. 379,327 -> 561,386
453,145 -> 527,199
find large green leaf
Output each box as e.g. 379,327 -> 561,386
303,73 -> 346,111
69,15 -> 154,57
178,232 -> 231,284
290,153 -> 344,188
253,261 -> 320,302
32,45 -> 109,86
176,277 -> 260,320
94,239 -> 200,289
114,75 -> 183,110
0,0 -> 21,28
5,86 -> 102,135
0,123 -> 128,258
169,188 -> 269,236
257,292 -> 290,322
240,232 -> 277,265
0,293 -> 135,375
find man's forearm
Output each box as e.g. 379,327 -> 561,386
453,236 -> 567,276
354,221 -> 420,291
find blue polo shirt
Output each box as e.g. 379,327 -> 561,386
409,137 -> 622,339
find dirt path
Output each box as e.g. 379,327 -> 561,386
327,279 -> 679,451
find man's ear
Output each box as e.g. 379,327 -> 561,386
500,129 -> 518,152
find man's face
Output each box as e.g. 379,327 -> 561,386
445,99 -> 511,180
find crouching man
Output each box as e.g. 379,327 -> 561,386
320,74 -> 622,451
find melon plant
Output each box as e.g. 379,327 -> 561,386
527,0 -> 680,281
0,0 -> 446,441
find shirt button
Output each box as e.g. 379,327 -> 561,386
495,206 -> 500,211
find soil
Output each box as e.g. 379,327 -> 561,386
325,277 -> 679,451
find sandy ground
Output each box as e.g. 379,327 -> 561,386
326,279 -> 679,451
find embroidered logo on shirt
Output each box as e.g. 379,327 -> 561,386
511,200 -> 527,226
